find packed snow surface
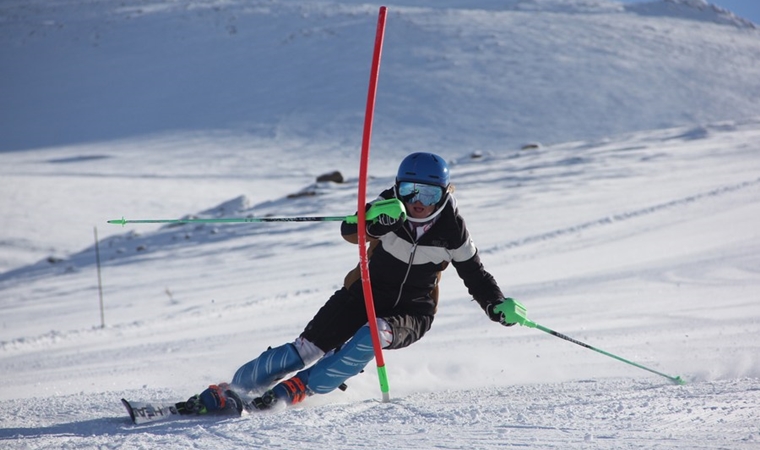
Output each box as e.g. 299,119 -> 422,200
1,0 -> 759,448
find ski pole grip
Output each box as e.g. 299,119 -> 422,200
345,198 -> 406,225
494,298 -> 536,328
366,198 -> 405,222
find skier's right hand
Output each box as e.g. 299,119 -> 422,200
365,198 -> 406,238
367,213 -> 403,238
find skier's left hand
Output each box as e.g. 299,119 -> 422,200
487,300 -> 516,327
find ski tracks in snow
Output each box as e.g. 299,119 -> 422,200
1,378 -> 758,449
482,176 -> 760,257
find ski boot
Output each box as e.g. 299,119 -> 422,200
177,383 -> 244,416
251,375 -> 309,411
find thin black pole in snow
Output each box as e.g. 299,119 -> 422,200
94,226 -> 105,329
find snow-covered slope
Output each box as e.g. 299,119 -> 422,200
1,0 -> 759,448
2,118 -> 759,448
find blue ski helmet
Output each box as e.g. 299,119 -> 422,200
396,152 -> 450,188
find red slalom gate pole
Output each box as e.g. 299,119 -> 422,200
357,6 -> 390,402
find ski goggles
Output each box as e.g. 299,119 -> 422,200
397,181 -> 445,206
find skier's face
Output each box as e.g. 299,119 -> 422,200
404,200 -> 436,219
397,181 -> 444,219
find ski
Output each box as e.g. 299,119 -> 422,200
121,397 -> 249,425
121,398 -> 188,425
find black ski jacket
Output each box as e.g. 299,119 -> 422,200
340,187 -> 503,317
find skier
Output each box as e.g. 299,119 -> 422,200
183,152 -> 515,414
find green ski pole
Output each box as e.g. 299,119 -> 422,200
108,199 -> 404,227
494,298 -> 686,385
109,216 -> 347,226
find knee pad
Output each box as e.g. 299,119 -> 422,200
293,336 -> 325,366
376,318 -> 393,349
